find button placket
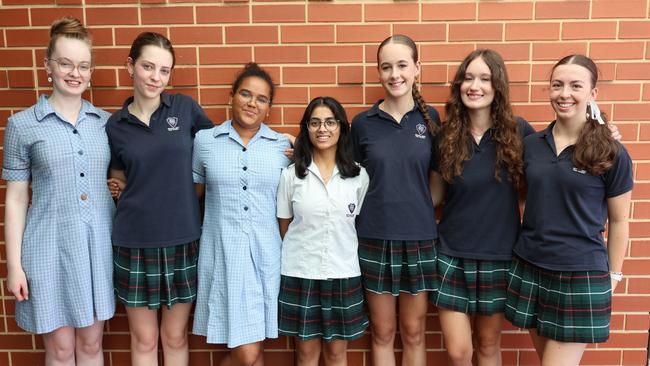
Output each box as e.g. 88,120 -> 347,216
70,123 -> 92,222
240,148 -> 251,233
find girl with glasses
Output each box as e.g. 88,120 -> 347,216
3,16 -> 114,364
276,97 -> 369,366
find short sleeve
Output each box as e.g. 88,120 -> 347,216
192,135 -> 206,184
516,116 -> 536,138
351,116 -> 364,164
604,144 -> 634,198
191,98 -> 213,136
356,168 -> 370,212
276,167 -> 294,219
2,117 -> 31,181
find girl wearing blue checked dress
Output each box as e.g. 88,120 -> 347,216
277,97 -> 369,366
506,55 -> 632,365
3,17 -> 114,365
192,63 -> 290,366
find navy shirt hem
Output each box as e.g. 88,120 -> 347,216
112,233 -> 200,249
513,250 -> 608,273
437,247 -> 513,261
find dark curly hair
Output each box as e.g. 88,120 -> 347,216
293,97 -> 360,179
231,62 -> 275,104
438,49 -> 524,188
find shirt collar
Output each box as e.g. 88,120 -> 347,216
213,120 -> 279,141
365,99 -> 418,118
307,161 -> 340,181
34,94 -> 102,122
116,92 -> 171,122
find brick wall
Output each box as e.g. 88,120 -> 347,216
0,1 -> 649,365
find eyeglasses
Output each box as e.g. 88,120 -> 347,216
48,58 -> 93,76
237,89 -> 270,106
307,118 -> 339,131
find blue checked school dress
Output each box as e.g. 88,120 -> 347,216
2,95 -> 115,334
192,121 -> 290,348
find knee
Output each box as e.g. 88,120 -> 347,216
445,342 -> 473,365
400,320 -> 425,347
232,348 -> 262,366
370,322 -> 396,347
296,344 -> 319,363
46,341 -> 75,362
77,336 -> 102,357
323,345 -> 347,364
131,330 -> 159,354
475,332 -> 500,358
160,328 -> 188,351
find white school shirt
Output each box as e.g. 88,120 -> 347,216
277,163 -> 369,280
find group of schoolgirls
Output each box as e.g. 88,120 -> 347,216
3,16 -> 632,366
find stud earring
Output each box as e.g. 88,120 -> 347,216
47,76 -> 52,83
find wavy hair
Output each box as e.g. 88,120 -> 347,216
552,55 -> 618,175
294,97 -> 360,179
439,49 -> 524,187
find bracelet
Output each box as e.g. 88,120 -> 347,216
610,271 -> 623,282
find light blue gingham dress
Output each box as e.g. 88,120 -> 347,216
2,95 -> 115,334
192,121 -> 290,348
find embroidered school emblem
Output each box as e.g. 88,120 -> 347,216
166,117 -> 180,131
414,123 -> 427,139
346,203 -> 356,217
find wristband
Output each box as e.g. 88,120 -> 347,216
610,271 -> 623,282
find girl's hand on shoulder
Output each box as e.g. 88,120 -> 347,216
282,133 -> 296,160
107,178 -> 125,199
608,124 -> 622,141
7,267 -> 28,302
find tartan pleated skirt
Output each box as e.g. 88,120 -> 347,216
358,238 -> 437,296
113,241 -> 199,310
505,256 -> 612,343
430,253 -> 509,315
278,275 -> 368,341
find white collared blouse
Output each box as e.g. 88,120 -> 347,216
277,162 -> 369,280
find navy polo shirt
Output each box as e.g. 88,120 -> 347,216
514,122 -> 633,272
436,117 -> 535,260
107,93 -> 213,248
351,101 -> 441,240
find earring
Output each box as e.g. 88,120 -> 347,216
88,80 -> 91,87
129,73 -> 133,79
47,75 -> 52,82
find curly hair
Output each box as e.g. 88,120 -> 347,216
376,34 -> 438,135
293,97 -> 360,179
551,55 -> 618,175
438,49 -> 524,188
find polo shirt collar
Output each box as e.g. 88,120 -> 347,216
365,99 -> 418,119
539,120 -> 563,154
307,161 -> 340,182
116,92 -> 171,122
34,94 -> 102,122
213,120 -> 279,141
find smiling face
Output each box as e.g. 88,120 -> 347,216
44,37 -> 92,98
127,45 -> 173,102
377,42 -> 420,101
460,56 -> 495,113
231,76 -> 272,131
307,105 -> 340,153
549,63 -> 597,124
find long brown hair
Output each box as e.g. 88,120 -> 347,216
552,55 -> 618,175
376,34 -> 438,135
438,49 -> 524,187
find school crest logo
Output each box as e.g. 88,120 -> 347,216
346,203 -> 356,217
166,117 -> 180,131
414,123 -> 427,139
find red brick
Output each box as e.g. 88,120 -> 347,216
605,332 -> 648,348
627,277 -> 650,294
199,67 -> 241,85
93,48 -> 129,66
3,0 -> 53,3
597,84 -> 641,101
0,334 -> 33,349
337,24 -> 391,43
0,50 -> 34,67
613,103 -> 650,121
337,66 -> 363,84
364,3 -> 419,22
273,86 -> 308,104
170,26 -> 222,45
310,45 -> 363,64
142,6 -> 194,25
226,26 -> 277,44
169,68 -> 197,87
393,24 -> 446,42
476,43 -> 530,61
592,0 -> 647,18
255,46 -> 306,64
535,1 -> 589,20
0,9 -> 30,27
199,46 -> 251,65
449,23 -> 502,42
590,42 -> 645,60
632,183 -> 650,199
86,7 -> 138,25
283,66 -> 335,84
86,0 -> 135,3
616,62 -> 650,81
91,89 -> 132,107
6,29 -> 49,47
281,25 -> 334,44
88,69 -> 116,88
505,64 -> 531,83
532,42 -> 588,61
421,65 -> 447,84
311,86 -> 362,104
512,104 -> 555,122
115,27 -> 167,46
0,90 -> 37,107
8,70 -> 35,88
10,352 -> 46,365
619,21 -> 650,39
623,350 -> 649,365
252,4 -> 304,23
196,5 -> 249,24
479,2 -> 533,20
421,44 -> 475,62
422,3 -> 476,21
307,4 -> 361,23
174,47 -> 197,66
562,21 -> 617,40
505,22 -> 560,41
29,7 -> 83,26
580,350 -> 622,365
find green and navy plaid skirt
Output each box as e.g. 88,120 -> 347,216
113,241 -> 199,310
505,256 -> 612,343
358,238 -> 437,295
430,253 -> 509,315
278,275 -> 368,341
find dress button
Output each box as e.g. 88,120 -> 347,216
80,173 -> 85,177
243,166 -> 247,171
78,150 -> 84,155
73,129 -> 78,134
80,194 -> 88,201
244,206 -> 249,211
242,147 -> 247,152
243,186 -> 247,191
